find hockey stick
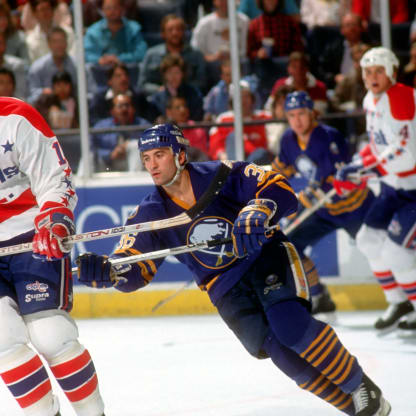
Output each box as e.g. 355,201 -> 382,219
71,237 -> 232,275
0,163 -> 232,257
284,188 -> 337,236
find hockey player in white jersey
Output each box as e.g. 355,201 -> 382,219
333,47 -> 416,334
0,98 -> 105,415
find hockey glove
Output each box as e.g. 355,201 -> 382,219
332,160 -> 367,195
33,205 -> 75,261
298,183 -> 325,209
232,199 -> 277,258
76,253 -> 129,288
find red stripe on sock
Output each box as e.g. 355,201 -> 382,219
16,379 -> 52,408
1,356 -> 43,385
65,374 -> 98,402
373,270 -> 393,278
381,282 -> 399,290
400,282 -> 416,289
50,350 -> 90,379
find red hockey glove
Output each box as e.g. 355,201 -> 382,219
33,204 -> 75,261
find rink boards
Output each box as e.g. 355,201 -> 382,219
71,174 -> 387,318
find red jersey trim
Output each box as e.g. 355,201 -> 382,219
386,84 -> 416,121
0,97 -> 55,138
0,188 -> 37,223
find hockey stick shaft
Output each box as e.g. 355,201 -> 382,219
283,188 -> 337,235
0,212 -> 194,257
71,237 -> 232,274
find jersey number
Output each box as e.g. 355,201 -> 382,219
52,141 -> 66,165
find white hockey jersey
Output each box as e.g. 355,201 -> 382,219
0,97 -> 77,243
363,83 -> 416,190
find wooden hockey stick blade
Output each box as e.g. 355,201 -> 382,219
283,188 -> 337,236
0,163 -> 232,257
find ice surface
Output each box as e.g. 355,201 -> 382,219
1,311 -> 415,415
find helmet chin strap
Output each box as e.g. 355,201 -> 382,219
163,153 -> 186,187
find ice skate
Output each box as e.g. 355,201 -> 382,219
352,374 -> 391,416
397,311 -> 416,337
374,300 -> 414,333
311,285 -> 337,323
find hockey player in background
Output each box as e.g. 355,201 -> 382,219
271,91 -> 374,318
77,123 -> 391,415
334,47 -> 416,334
0,98 -> 105,416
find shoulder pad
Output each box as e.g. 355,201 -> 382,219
387,83 -> 416,120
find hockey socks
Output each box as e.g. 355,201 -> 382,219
0,344 -> 58,416
262,334 -> 355,415
48,343 -> 104,416
266,300 -> 362,394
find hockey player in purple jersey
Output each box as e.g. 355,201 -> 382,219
334,47 -> 416,333
77,123 -> 391,415
271,91 -> 374,317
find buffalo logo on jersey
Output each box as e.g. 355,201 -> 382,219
295,154 -> 317,182
187,217 -> 236,269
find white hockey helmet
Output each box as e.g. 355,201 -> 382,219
360,47 -> 399,82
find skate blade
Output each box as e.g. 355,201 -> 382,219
397,328 -> 416,339
375,397 -> 391,416
375,321 -> 400,337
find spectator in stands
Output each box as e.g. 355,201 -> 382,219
203,58 -> 232,121
20,0 -> 72,32
400,41 -> 416,87
265,51 -> 327,115
209,80 -> 271,163
84,0 -> 147,67
0,67 -> 16,97
191,0 -> 249,62
247,0 -> 303,61
330,43 -> 370,113
265,84 -> 294,155
300,0 -> 349,31
247,0 -> 304,99
139,14 -> 207,96
91,93 -> 150,172
27,26 -> 76,104
330,43 -> 370,139
82,0 -> 139,28
0,32 -> 27,99
163,96 -> 210,161
25,0 -> 76,63
238,0 -> 300,20
148,54 -> 204,122
316,12 -> 368,89
89,62 -> 157,125
34,70 -> 78,129
0,3 -> 29,63
351,0 -> 408,25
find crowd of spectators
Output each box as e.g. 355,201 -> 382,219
1,0 -> 416,172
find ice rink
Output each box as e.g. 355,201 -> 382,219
1,311 -> 415,416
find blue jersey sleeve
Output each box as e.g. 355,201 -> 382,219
111,201 -> 166,292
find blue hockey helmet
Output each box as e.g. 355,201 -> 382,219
284,91 -> 314,112
138,123 -> 189,155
